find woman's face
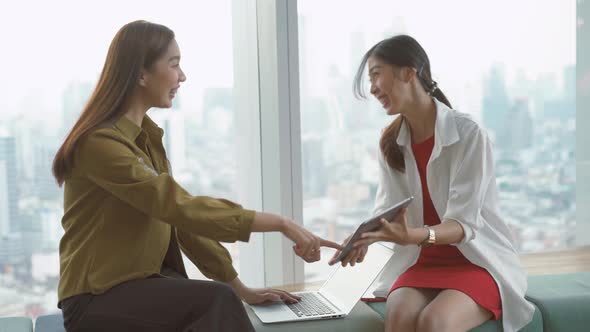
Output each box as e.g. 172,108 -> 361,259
142,39 -> 187,109
367,56 -> 412,116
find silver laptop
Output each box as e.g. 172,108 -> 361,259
249,242 -> 393,323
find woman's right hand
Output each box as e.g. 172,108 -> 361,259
251,211 -> 343,262
328,235 -> 369,267
281,219 -> 343,263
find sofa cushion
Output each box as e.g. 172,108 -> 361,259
35,314 -> 65,332
526,272 -> 590,332
0,316 -> 33,332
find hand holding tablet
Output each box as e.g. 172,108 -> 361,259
329,196 -> 414,265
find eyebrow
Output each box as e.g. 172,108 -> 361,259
168,56 -> 180,62
368,65 -> 382,75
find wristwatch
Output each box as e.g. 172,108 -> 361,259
419,226 -> 436,246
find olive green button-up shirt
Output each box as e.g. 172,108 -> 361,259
58,115 -> 255,302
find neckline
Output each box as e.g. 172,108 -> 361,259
412,134 -> 435,146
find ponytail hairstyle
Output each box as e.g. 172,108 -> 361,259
353,35 -> 451,172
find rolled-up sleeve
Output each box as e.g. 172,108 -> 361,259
443,126 -> 494,245
76,129 -> 255,243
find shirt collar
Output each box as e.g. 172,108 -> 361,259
141,115 -> 165,138
396,98 -> 459,148
114,114 -> 164,142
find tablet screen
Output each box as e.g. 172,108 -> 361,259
332,196 -> 414,263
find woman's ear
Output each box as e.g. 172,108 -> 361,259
401,67 -> 416,83
138,69 -> 148,87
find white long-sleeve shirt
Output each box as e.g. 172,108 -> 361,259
371,98 -> 535,332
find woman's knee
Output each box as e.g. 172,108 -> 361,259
387,305 -> 418,323
416,307 -> 452,332
184,280 -> 242,310
208,281 -> 240,302
385,302 -> 420,330
385,287 -> 436,330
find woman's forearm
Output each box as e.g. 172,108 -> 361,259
251,211 -> 287,233
408,219 -> 465,245
227,276 -> 246,294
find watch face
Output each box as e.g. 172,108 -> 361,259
428,229 -> 436,243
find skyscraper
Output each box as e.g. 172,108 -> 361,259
33,142 -> 61,201
497,98 -> 533,151
0,161 -> 9,237
302,135 -> 326,198
482,66 -> 511,140
0,134 -> 29,282
0,135 -> 20,234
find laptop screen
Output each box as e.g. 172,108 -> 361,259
320,243 -> 393,313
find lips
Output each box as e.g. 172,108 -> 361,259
377,95 -> 390,108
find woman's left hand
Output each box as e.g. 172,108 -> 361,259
239,286 -> 301,305
352,208 -> 415,247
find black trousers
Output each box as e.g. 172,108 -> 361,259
60,268 -> 255,332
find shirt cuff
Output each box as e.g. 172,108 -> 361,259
237,209 -> 256,242
218,264 -> 239,282
442,218 -> 475,246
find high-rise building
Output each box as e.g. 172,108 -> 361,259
0,161 -> 9,237
0,233 -> 29,280
0,148 -> 29,279
482,66 -> 511,140
542,66 -> 576,121
0,136 -> 20,234
302,135 -> 326,198
33,142 -> 61,201
497,98 -> 533,151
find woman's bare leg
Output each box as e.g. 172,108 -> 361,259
416,289 -> 493,332
384,287 -> 439,332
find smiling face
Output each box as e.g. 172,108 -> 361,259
367,56 -> 414,116
140,39 -> 186,109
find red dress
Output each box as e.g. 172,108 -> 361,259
389,135 -> 502,320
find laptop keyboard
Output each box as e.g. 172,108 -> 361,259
286,293 -> 337,317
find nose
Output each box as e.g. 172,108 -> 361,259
179,67 -> 187,83
370,82 -> 378,96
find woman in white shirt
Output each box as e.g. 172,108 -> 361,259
330,35 -> 534,332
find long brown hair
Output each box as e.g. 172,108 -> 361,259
52,20 -> 175,186
353,35 -> 452,173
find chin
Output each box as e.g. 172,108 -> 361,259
385,108 -> 399,116
158,100 -> 173,109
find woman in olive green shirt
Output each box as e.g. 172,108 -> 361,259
52,20 -> 341,332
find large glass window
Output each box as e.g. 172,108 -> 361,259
298,0 -> 576,282
0,0 -> 241,318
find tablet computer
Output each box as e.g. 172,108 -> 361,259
332,196 -> 414,263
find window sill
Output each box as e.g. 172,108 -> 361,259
520,245 -> 590,276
